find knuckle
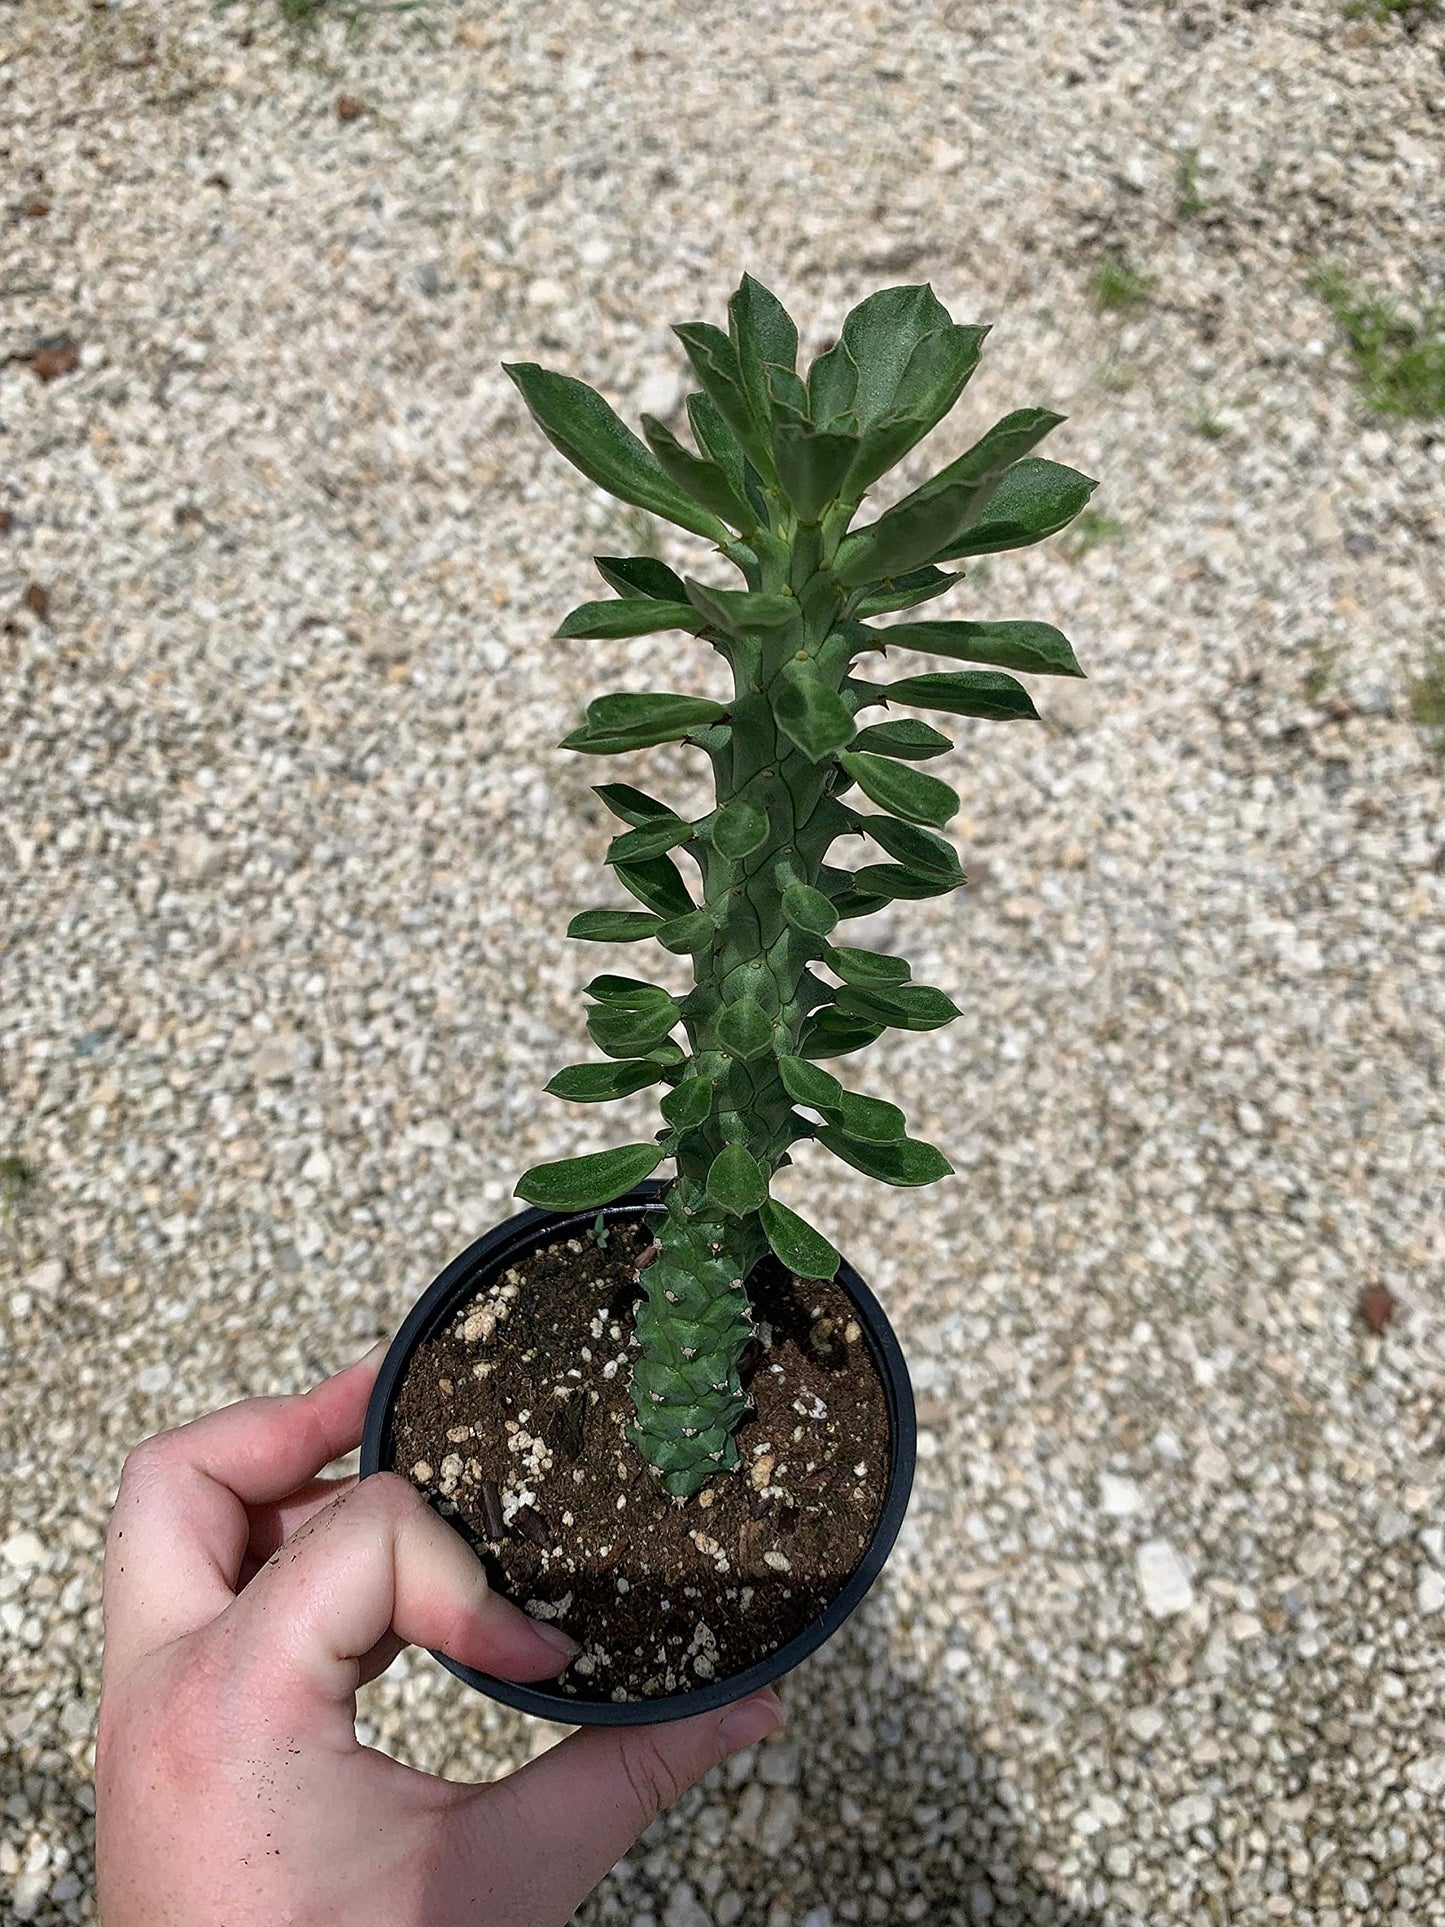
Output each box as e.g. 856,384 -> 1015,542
348,1470 -> 425,1524
618,1732 -> 688,1826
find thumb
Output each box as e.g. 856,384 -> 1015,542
439,1690 -> 784,1924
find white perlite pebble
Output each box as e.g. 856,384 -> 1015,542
1419,1568 -> 1445,1616
800,1910 -> 834,1927
137,1362 -> 172,1396
1407,1754 -> 1445,1796
1168,1793 -> 1215,1832
25,1259 -> 65,1295
2,1531 -> 46,1572
662,1884 -> 711,1927
1136,1539 -> 1195,1617
1098,1473 -> 1145,1517
756,1787 -> 800,1856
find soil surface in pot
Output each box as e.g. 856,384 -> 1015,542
388,1215 -> 891,1703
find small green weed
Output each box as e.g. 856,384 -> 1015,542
0,1155 -> 36,1217
1090,257 -> 1155,315
1313,265 -> 1445,419
1303,640 -> 1341,704
1190,405 -> 1228,441
1409,650 -> 1445,752
1064,510 -> 1126,559
1344,0 -> 1439,21
1174,149 -> 1205,220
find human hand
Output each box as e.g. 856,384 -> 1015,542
96,1344 -> 784,1926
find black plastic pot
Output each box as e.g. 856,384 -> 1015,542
361,1181 -> 916,1726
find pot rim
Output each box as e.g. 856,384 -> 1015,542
360,1181 -> 916,1726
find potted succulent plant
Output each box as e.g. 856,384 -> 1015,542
361,274 -> 1095,1722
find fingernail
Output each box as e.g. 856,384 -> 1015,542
356,1339 -> 390,1372
717,1690 -> 784,1757
530,1619 -> 581,1661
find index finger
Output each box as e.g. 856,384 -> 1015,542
102,1344 -> 384,1676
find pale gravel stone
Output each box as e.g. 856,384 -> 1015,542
1135,1539 -> 1195,1617
1097,1472 -> 1145,1517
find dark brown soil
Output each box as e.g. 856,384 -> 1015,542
387,1214 -> 891,1703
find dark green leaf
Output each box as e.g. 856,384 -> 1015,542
773,422 -> 859,521
815,1128 -> 953,1187
850,718 -> 954,760
774,667 -> 856,762
594,554 -> 689,603
715,999 -> 776,1060
659,1076 -> 714,1130
839,285 -> 955,426
615,854 -> 695,918
584,975 -> 674,1009
605,816 -> 695,864
838,752 -> 959,828
854,567 -> 960,618
593,783 -> 675,828
642,414 -> 754,530
760,1198 -> 840,1280
883,670 -> 1039,722
654,908 -> 717,954
825,945 -> 912,988
834,409 -> 1064,587
835,983 -> 962,1031
850,863 -> 957,903
831,1089 -> 907,1142
563,691 -> 728,755
765,363 -> 810,423
504,363 -> 728,543
728,273 -> 799,437
673,322 -> 772,472
567,909 -> 664,943
806,338 -> 859,425
545,1059 -> 664,1103
586,999 -> 679,1059
711,800 -> 770,859
707,1143 -> 768,1216
515,1141 -> 665,1211
798,1009 -> 884,1059
933,458 -> 1098,560
845,323 -> 990,494
872,617 -> 1084,677
781,881 -> 839,936
683,578 -> 798,633
853,813 -> 963,881
778,1054 -> 844,1110
556,598 -> 702,641
827,889 -> 894,920
685,392 -> 747,490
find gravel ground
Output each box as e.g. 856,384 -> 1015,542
4,1 -> 1444,1921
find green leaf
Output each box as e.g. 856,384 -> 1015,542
594,554 -> 689,603
556,598 -> 703,641
773,422 -> 860,521
503,363 -> 728,543
729,273 -> 799,437
765,363 -> 811,423
654,908 -> 717,954
683,578 -> 798,634
659,1076 -> 714,1129
516,1141 -> 665,1211
933,458 -> 1098,560
593,783 -> 675,828
781,881 -> 839,937
831,1089 -> 907,1142
673,322 -> 772,473
760,1198 -> 840,1280
567,909 -> 664,943
586,999 -> 679,1058
615,854 -> 695,918
872,618 -> 1084,678
845,323 -> 990,495
685,391 -> 747,488
563,691 -> 728,755
838,751 -> 959,828
839,285 -> 956,426
642,414 -> 754,530
545,1059 -> 665,1103
777,1054 -> 844,1112
584,974 -> 674,1008
716,999 -> 776,1060
774,666 -> 856,761
707,1143 -> 768,1216
850,719 -> 954,760
853,814 -> 963,881
834,409 -> 1064,587
828,890 -> 893,920
834,983 -> 962,1032
711,800 -> 770,859
806,338 -> 859,425
605,816 -> 695,864
855,567 -> 960,618
881,670 -> 1039,722
825,945 -> 912,988
815,1128 -> 953,1187
850,863 -> 957,903
798,1009 -> 884,1059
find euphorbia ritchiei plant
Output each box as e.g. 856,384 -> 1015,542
508,277 -> 1094,1498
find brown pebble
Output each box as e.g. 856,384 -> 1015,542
23,582 -> 49,621
336,94 -> 365,122
480,1480 -> 505,1541
24,343 -> 78,382
1359,1284 -> 1396,1335
512,1504 -> 550,1546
